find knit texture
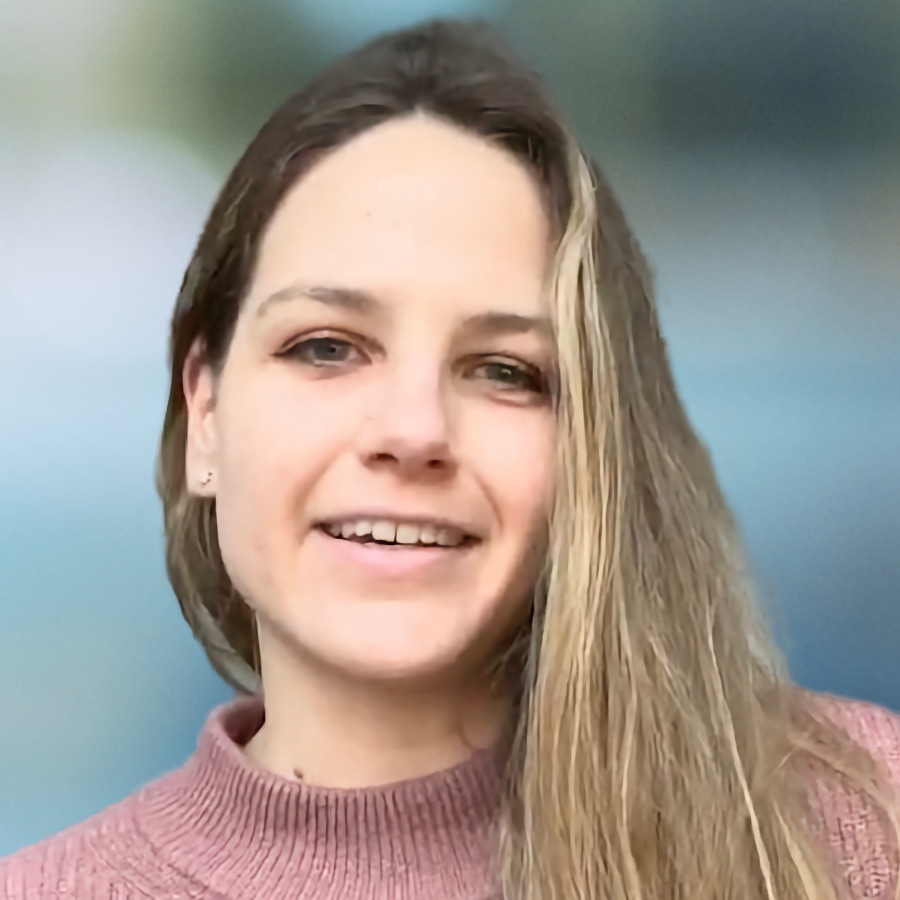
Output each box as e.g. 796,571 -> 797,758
1,692 -> 898,899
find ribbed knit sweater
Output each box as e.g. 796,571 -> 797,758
1,693 -> 898,899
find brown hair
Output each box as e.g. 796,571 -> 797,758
156,19 -> 898,899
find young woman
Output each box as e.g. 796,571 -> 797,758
2,18 -> 898,900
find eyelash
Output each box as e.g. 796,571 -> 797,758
281,335 -> 547,395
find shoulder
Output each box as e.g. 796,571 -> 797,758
810,691 -> 900,784
801,691 -> 900,899
0,803 -> 125,900
0,773 -> 196,900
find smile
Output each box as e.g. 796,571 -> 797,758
317,518 -> 478,548
313,517 -> 480,579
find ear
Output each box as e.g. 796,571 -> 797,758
183,338 -> 220,497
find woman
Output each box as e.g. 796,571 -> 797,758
2,18 -> 898,900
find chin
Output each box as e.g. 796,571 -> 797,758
327,641 -> 472,686
266,588 -> 521,688
304,623 -> 488,687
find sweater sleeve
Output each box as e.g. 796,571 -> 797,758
0,821 -> 104,900
0,814 -> 149,900
0,798 -> 203,900
809,694 -> 900,900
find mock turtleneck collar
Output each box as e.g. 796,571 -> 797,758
137,695 -> 503,899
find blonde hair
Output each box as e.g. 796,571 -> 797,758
156,19 -> 898,898
497,138 -> 900,900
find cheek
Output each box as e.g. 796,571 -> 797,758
212,379 -> 334,559
468,410 -> 553,638
216,374 -> 343,489
468,406 -> 556,531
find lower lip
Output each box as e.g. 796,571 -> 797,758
314,529 -> 476,577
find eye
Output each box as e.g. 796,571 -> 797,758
471,359 -> 545,394
283,336 -> 364,367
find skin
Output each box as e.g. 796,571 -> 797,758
183,115 -> 556,788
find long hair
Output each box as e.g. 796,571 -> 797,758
156,19 -> 898,899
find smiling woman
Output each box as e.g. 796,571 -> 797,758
2,17 -> 900,900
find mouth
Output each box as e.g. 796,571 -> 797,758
315,517 -> 480,549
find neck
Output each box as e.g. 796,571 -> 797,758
244,639 -> 510,789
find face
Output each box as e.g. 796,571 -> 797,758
184,115 -> 555,687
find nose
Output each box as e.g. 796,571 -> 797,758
356,366 -> 456,480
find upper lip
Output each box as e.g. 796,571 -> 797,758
315,511 -> 483,540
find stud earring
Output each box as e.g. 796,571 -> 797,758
200,470 -> 214,487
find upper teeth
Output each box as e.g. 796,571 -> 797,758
324,519 -> 466,547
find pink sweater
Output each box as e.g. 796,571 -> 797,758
1,693 -> 898,899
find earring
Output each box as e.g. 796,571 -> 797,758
200,470 -> 214,487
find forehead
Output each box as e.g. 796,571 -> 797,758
246,115 -> 551,317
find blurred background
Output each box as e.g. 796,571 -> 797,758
0,0 -> 897,855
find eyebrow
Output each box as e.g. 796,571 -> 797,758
256,284 -> 380,318
256,282 -> 551,338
